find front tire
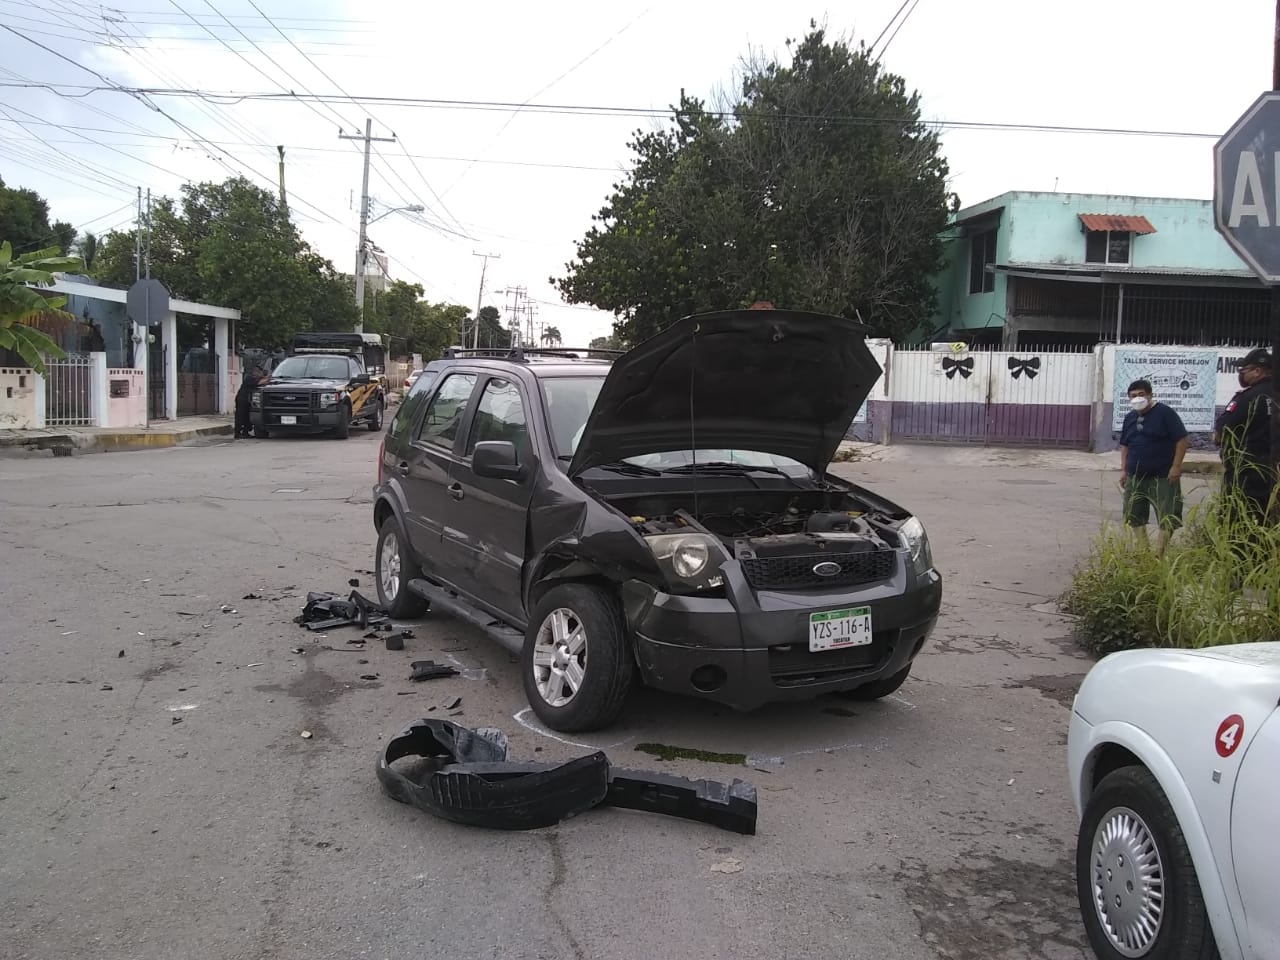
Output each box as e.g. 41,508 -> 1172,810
333,402 -> 350,439
1076,767 -> 1219,960
252,425 -> 270,439
521,583 -> 634,732
375,516 -> 429,619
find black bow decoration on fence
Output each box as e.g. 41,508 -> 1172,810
941,356 -> 975,379
1008,356 -> 1042,380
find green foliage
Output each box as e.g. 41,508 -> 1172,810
363,279 -> 467,360
588,334 -> 623,351
1062,482 -> 1280,657
0,241 -> 83,374
554,25 -> 953,343
94,177 -> 356,348
476,305 -> 511,349
540,325 -> 562,346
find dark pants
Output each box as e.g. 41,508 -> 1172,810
235,393 -> 252,436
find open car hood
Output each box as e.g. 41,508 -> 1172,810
567,308 -> 880,477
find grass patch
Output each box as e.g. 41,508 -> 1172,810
634,742 -> 747,765
1062,485 -> 1280,657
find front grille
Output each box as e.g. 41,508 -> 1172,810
740,550 -> 896,591
263,392 -> 315,411
768,631 -> 893,684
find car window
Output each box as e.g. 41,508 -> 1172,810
540,376 -> 605,457
416,373 -> 476,450
388,369 -> 441,444
349,358 -> 361,379
467,377 -> 528,458
272,356 -> 351,380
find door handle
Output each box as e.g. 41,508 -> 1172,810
448,482 -> 464,501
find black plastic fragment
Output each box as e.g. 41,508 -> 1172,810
295,590 -> 389,631
409,660 -> 459,681
386,633 -> 405,651
376,718 -> 758,834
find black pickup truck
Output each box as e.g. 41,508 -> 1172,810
250,349 -> 385,439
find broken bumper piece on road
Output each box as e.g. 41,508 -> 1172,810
377,718 -> 758,835
294,589 -> 389,631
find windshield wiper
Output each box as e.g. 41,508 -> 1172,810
590,460 -> 662,476
663,461 -> 794,478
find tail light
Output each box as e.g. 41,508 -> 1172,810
377,438 -> 385,484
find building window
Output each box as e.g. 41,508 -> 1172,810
969,228 -> 997,294
1085,230 -> 1131,265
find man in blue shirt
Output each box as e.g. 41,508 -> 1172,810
1118,378 -> 1190,553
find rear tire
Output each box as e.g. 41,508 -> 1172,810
334,403 -> 350,439
1076,766 -> 1219,960
368,397 -> 384,432
375,516 -> 429,619
522,583 -> 634,732
252,425 -> 270,439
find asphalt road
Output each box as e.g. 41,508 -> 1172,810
0,431 -> 1150,960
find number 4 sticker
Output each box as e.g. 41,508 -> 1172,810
1215,714 -> 1245,758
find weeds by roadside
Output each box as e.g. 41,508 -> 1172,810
1062,484 -> 1280,657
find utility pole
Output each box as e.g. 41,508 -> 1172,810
339,119 -> 395,333
1273,0 -> 1280,487
277,145 -> 288,214
134,186 -> 142,282
471,251 -> 500,349
144,188 -> 152,280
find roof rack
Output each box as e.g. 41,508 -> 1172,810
440,345 -> 624,362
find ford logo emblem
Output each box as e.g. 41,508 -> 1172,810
812,561 -> 841,577
284,395 -> 295,400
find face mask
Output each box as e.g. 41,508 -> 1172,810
1129,396 -> 1149,412
1238,370 -> 1253,388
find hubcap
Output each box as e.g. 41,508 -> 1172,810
1091,806 -> 1165,957
379,533 -> 400,602
531,608 -> 587,708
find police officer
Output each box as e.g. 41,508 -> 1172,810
1214,347 -> 1275,523
235,362 -> 267,439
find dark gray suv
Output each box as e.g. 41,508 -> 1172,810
371,308 -> 942,732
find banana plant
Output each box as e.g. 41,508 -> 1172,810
0,241 -> 84,375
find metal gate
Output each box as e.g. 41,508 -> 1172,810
44,353 -> 94,426
177,351 -> 218,416
148,342 -> 167,420
889,346 -> 1096,448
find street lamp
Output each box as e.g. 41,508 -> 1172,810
367,203 -> 424,225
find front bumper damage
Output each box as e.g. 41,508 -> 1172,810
377,718 -> 758,834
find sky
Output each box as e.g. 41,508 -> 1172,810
1,0 -> 1275,347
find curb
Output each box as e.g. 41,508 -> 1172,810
0,424 -> 234,456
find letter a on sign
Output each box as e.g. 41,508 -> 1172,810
1229,152 -> 1271,228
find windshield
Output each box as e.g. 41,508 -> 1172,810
539,375 -> 810,476
272,356 -> 352,380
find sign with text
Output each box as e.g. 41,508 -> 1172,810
1112,348 -> 1219,431
1214,92 -> 1280,282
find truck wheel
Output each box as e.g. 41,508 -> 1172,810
375,516 -> 429,619
334,402 -> 350,439
368,398 -> 384,432
1076,767 -> 1219,960
253,426 -> 270,439
522,583 -> 633,733
840,664 -> 911,701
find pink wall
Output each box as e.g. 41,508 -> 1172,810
105,369 -> 146,427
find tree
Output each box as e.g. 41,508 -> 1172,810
588,334 -> 622,351
476,305 -> 511,349
540,325 -> 562,346
94,177 -> 356,348
0,178 -> 66,255
0,241 -> 82,374
554,24 -> 954,343
76,232 -> 99,272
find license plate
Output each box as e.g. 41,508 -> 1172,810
809,606 -> 874,652
279,415 -> 297,425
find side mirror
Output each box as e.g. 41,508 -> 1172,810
472,441 -> 523,481
351,373 -> 372,384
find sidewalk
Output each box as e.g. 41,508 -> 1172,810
837,440 -> 1225,474
0,415 -> 233,456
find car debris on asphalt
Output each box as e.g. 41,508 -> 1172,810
294,589 -> 389,632
376,718 -> 758,834
409,660 -> 459,681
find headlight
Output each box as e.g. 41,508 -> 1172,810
250,391 -> 261,408
899,516 -> 933,576
644,533 -> 724,592
319,391 -> 342,408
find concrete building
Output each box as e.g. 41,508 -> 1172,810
931,191 -> 1269,347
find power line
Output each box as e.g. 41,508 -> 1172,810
874,0 -> 922,63
868,0 -> 913,56
0,82 -> 1223,140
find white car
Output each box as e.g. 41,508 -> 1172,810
1067,643 -> 1280,960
